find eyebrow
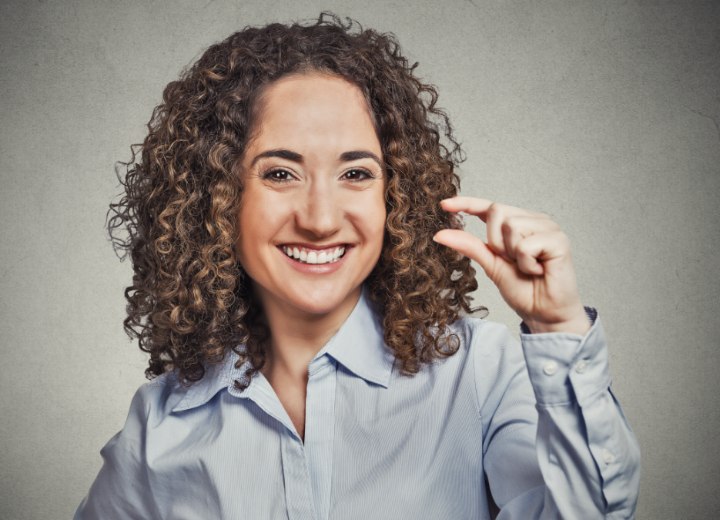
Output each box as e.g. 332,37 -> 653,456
339,150 -> 383,166
250,149 -> 383,168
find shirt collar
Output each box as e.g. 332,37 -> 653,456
171,286 -> 394,413
171,350 -> 245,412
320,288 -> 395,388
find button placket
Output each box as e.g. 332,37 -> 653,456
281,430 -> 317,520
305,356 -> 337,520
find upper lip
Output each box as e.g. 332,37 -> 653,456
277,242 -> 351,250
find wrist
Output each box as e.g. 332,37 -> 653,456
523,307 -> 592,335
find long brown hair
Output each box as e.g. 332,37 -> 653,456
108,13 -> 479,388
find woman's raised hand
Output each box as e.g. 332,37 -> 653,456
434,197 -> 590,335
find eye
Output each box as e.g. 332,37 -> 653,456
341,169 -> 374,182
262,169 -> 295,183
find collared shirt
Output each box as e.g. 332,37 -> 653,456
75,291 -> 640,519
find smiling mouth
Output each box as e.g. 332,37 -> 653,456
280,245 -> 347,265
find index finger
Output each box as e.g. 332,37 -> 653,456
440,196 -> 494,219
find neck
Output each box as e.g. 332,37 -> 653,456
258,288 -> 362,384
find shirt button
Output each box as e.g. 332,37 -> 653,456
575,360 -> 587,374
543,361 -> 558,376
602,448 -> 616,464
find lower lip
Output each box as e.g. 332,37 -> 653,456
278,247 -> 350,274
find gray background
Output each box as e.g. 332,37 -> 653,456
1,0 -> 718,518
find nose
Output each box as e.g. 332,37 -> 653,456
295,181 -> 342,239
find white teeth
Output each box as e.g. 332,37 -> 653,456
281,245 -> 346,265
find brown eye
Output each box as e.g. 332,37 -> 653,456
262,169 -> 294,182
341,169 -> 373,182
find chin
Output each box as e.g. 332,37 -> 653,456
272,281 -> 362,318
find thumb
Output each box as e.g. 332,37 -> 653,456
433,229 -> 497,277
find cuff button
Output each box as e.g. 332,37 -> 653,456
602,448 -> 616,464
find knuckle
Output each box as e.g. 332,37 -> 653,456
487,202 -> 503,219
538,212 -> 561,229
558,231 -> 571,247
516,240 -> 530,255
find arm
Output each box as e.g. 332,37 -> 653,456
74,382 -> 163,520
522,316 -> 640,517
435,196 -> 640,518
477,317 -> 639,518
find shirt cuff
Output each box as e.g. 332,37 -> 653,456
519,306 -> 597,335
519,309 -> 611,407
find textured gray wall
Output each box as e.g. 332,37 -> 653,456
1,1 -> 718,518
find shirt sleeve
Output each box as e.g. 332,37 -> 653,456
73,382 -> 163,520
476,314 -> 641,519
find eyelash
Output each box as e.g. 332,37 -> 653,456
341,169 -> 374,181
262,169 -> 295,182
260,168 -> 375,183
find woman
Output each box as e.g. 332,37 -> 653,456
76,13 -> 640,519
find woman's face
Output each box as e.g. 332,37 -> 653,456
236,73 -> 386,320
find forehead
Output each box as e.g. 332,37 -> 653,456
248,73 -> 381,154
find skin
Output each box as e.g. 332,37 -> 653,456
433,198 -> 590,335
236,73 -> 386,439
236,72 -> 589,440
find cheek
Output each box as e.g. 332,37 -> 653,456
236,190 -> 295,260
364,195 -> 387,248
238,187 -> 280,232
235,195 -> 267,261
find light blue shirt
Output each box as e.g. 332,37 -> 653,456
75,291 -> 640,519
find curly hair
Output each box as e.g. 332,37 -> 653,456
108,12 -> 479,388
